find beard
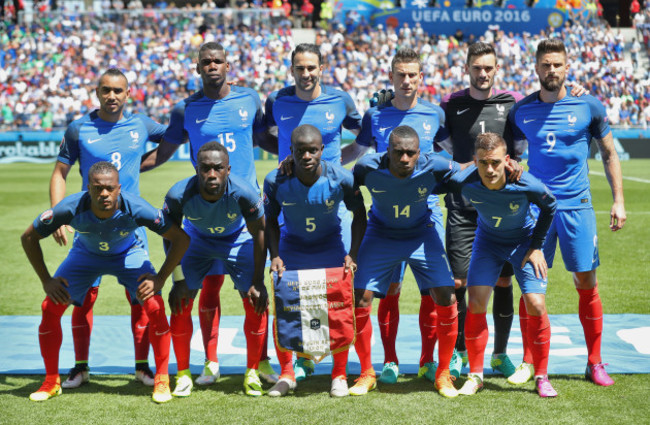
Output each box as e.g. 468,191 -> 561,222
540,75 -> 565,92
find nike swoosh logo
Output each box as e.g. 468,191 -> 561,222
199,307 -> 217,313
523,118 -> 536,124
195,118 -> 208,124
499,313 -> 514,318
585,316 -> 602,320
470,199 -> 484,204
371,188 -> 386,193
186,216 -> 202,221
540,283 -> 548,288
280,115 -> 293,121
457,108 -> 470,115
282,202 -> 296,206
39,331 -> 53,335
71,325 -> 88,329
76,231 -> 90,234
136,324 -> 148,329
440,321 -> 456,326
379,126 -> 392,132
87,138 -> 101,144
155,330 -> 170,336
533,340 -> 550,345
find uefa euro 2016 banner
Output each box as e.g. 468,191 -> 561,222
372,8 -> 565,36
272,267 -> 355,360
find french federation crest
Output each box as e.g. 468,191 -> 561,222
39,209 -> 54,225
509,202 -> 520,214
310,319 -> 321,330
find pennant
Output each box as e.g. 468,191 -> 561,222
272,267 -> 355,361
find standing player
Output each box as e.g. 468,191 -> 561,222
141,42 -> 278,386
354,48 -> 448,384
50,68 -> 167,388
351,126 -> 462,398
22,162 -> 189,403
509,38 -> 626,386
436,42 -> 524,379
163,142 -> 269,397
435,133 -> 558,398
265,43 -> 363,380
264,124 -> 367,397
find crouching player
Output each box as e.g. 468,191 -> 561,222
437,133 -> 558,398
163,142 -> 269,397
22,162 -> 189,403
351,125 -> 461,398
264,124 -> 367,397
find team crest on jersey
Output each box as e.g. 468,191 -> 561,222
129,131 -> 140,149
325,198 -> 336,213
239,108 -> 249,120
325,111 -> 335,124
39,209 -> 54,225
417,186 -> 429,201
567,114 -> 577,126
119,230 -> 130,237
509,202 -> 520,214
496,104 -> 506,116
227,212 -> 238,221
422,121 -> 432,134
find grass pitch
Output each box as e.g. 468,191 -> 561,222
0,158 -> 649,424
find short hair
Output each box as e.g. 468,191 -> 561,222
197,141 -> 229,159
466,42 -> 496,65
389,125 -> 420,146
291,43 -> 322,66
198,42 -> 225,59
88,161 -> 119,178
475,132 -> 506,153
391,48 -> 422,72
291,124 -> 322,145
535,38 -> 567,62
99,68 -> 127,86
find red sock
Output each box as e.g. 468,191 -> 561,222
332,349 -> 349,378
464,311 -> 488,374
435,303 -> 458,379
528,313 -> 551,376
273,319 -> 294,379
577,287 -> 603,365
419,295 -> 437,367
519,296 -> 533,364
260,323 -> 269,362
377,293 -> 400,364
170,299 -> 194,371
199,275 -> 224,363
125,290 -> 150,363
142,295 -> 170,376
71,286 -> 98,363
39,297 -> 68,378
242,299 -> 267,370
354,306 -> 374,374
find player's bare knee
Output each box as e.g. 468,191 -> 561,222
573,271 -> 597,290
430,287 -> 455,306
355,289 -> 373,308
495,277 -> 512,288
387,282 -> 401,296
523,294 -> 546,316
454,278 -> 467,289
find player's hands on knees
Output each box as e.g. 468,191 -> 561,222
343,255 -> 357,274
247,284 -> 269,315
43,276 -> 71,305
168,280 -> 191,315
566,81 -> 589,97
270,257 -> 285,278
610,201 -> 626,231
505,158 -> 523,182
278,155 -> 294,176
370,89 -> 394,107
137,273 -> 163,302
52,225 -> 74,246
521,248 -> 547,280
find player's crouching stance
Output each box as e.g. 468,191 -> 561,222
352,126 -> 461,398
163,142 -> 269,397
22,162 -> 189,403
264,125 -> 367,397
437,133 -> 559,398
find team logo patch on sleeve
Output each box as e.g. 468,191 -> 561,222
39,209 -> 54,225
263,193 -> 269,205
252,197 -> 263,212
154,209 -> 163,224
162,201 -> 169,214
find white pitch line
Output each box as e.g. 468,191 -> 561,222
590,170 -> 650,184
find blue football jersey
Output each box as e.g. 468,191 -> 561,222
441,167 -> 557,248
33,191 -> 170,256
164,86 -> 266,189
265,85 -> 362,164
353,152 -> 459,239
509,93 -> 610,208
263,161 -> 364,246
58,110 -> 166,195
164,174 -> 264,239
356,99 -> 448,154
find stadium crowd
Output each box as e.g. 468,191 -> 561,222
1,5 -> 650,130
